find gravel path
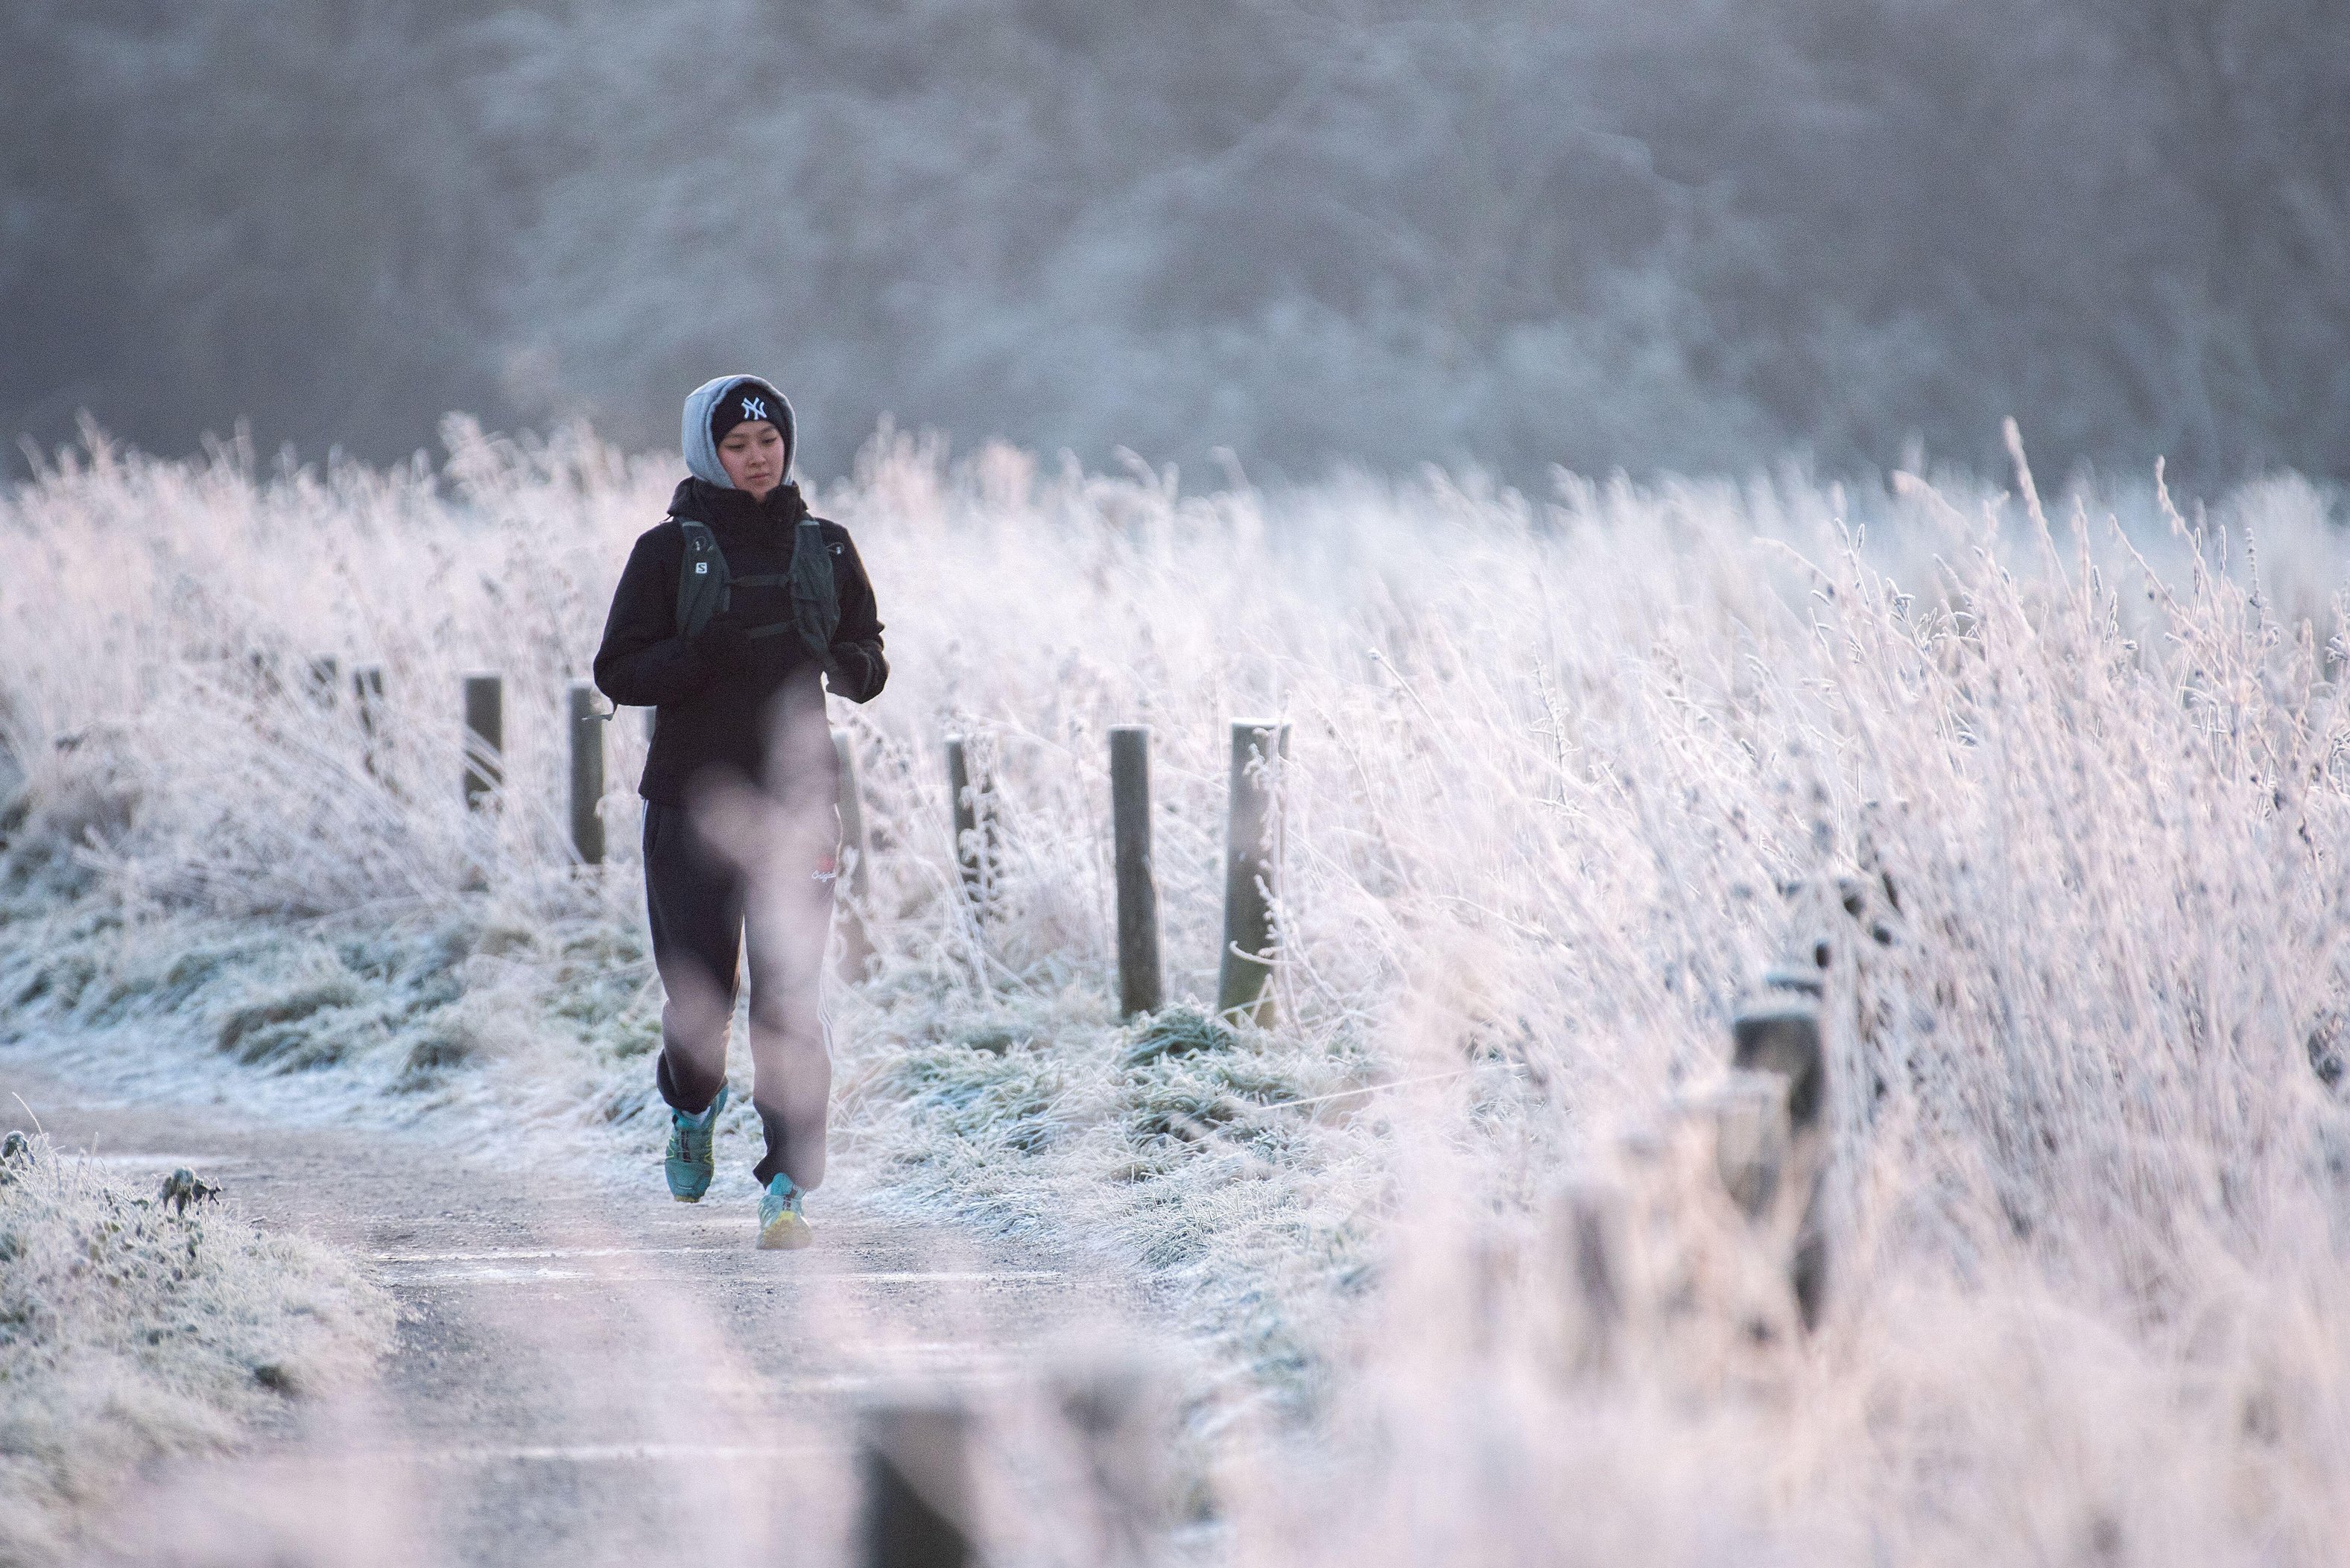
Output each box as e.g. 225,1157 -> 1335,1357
1,1057 -> 1098,1567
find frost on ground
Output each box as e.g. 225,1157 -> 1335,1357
8,423 -> 2350,1560
0,1130 -> 393,1567
0,894 -> 1384,1416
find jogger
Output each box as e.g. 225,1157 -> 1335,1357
594,372 -> 886,1244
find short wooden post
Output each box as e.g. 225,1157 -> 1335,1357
1727,968 -> 1830,1328
1711,1073 -> 1791,1218
944,734 -> 987,910
1054,1356 -> 1165,1567
1732,998 -> 1824,1131
834,729 -> 875,979
1109,726 -> 1162,1018
352,665 -> 385,778
305,656 -> 339,708
1214,719 -> 1290,1026
858,1396 -> 974,1568
463,674 -> 503,811
568,681 -> 605,866
1548,1177 -> 1628,1378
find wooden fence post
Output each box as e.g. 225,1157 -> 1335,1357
943,734 -> 990,911
568,681 -> 605,866
834,729 -> 875,979
1727,966 -> 1830,1328
1214,719 -> 1290,1026
1054,1355 -> 1165,1567
1711,1073 -> 1791,1218
247,649 -> 282,697
1109,726 -> 1162,1018
352,665 -> 385,778
463,674 -> 503,811
858,1396 -> 975,1568
1548,1176 -> 1629,1379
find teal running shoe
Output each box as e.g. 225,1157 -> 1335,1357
758,1174 -> 813,1250
664,1084 -> 729,1203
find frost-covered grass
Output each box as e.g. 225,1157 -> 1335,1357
7,421 -> 2350,1560
0,1131 -> 393,1566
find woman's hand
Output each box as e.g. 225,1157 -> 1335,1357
821,644 -> 870,698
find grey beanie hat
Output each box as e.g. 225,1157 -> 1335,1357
681,374 -> 797,489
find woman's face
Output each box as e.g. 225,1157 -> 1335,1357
718,420 -> 786,498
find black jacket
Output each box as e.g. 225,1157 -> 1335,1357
594,478 -> 886,804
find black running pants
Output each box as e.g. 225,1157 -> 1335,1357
641,799 -> 833,1190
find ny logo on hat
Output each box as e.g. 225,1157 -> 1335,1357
741,396 -> 767,421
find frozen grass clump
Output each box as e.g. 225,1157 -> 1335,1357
0,900 -> 558,1114
833,988 -> 1384,1409
0,1131 -> 393,1567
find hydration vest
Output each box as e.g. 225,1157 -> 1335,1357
674,512 -> 839,658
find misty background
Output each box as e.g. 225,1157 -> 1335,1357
5,0 -> 2347,487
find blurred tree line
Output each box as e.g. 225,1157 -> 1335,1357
5,0 -> 2346,486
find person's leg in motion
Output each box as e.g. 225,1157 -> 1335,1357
746,845 -> 834,1248
643,801 -> 748,1202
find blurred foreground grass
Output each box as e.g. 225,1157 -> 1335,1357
0,1132 -> 392,1565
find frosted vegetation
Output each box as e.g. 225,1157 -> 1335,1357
6,422 -> 2350,1561
0,1133 -> 393,1564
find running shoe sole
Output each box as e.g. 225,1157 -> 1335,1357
757,1209 -> 814,1250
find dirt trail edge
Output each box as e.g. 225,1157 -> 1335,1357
1,1057 -> 1099,1568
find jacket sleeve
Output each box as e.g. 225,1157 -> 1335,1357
823,526 -> 888,704
593,524 -> 713,708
